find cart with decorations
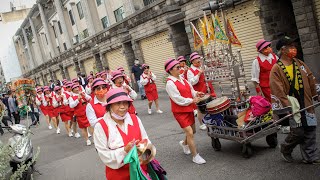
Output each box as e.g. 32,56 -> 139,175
191,0 -> 284,158
11,78 -> 36,117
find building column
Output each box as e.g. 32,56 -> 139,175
73,58 -> 81,75
80,0 -> 96,36
79,60 -> 85,74
29,17 -> 45,65
291,0 -> 320,81
64,66 -> 70,80
53,0 -> 72,49
52,20 -> 64,53
94,53 -> 103,72
40,72 -> 46,85
123,42 -> 136,68
169,21 -> 191,57
131,41 -> 144,63
38,3 -> 56,58
59,64 -> 66,79
17,36 -> 28,68
22,28 -> 36,68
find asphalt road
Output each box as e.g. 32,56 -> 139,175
1,92 -> 319,180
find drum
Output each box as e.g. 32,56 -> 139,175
206,96 -> 231,114
196,94 -> 213,114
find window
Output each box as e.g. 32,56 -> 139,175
75,35 -> 79,43
96,0 -> 102,6
57,46 -> 61,53
101,16 -> 109,29
83,29 -> 89,38
114,6 -> 125,22
58,21 -> 63,34
63,43 -> 67,50
52,26 -> 57,38
76,2 -> 84,20
69,10 -> 75,25
143,0 -> 157,6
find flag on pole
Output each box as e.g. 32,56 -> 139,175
226,18 -> 242,47
199,18 -> 208,46
190,22 -> 204,50
204,12 -> 215,41
213,15 -> 229,44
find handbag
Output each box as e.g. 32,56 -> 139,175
249,96 -> 271,117
148,159 -> 167,180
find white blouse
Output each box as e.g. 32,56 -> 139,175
251,53 -> 279,83
86,96 -> 107,127
166,76 -> 197,106
187,65 -> 201,86
94,113 -> 150,169
140,72 -> 156,86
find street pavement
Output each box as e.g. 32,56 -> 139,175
1,92 -> 319,180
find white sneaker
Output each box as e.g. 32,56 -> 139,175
156,110 -> 163,114
56,128 -> 61,134
88,132 -> 92,138
179,140 -> 191,155
199,124 -> 207,131
86,140 -> 92,146
48,125 -> 53,130
68,132 -> 73,137
74,132 -> 81,138
148,109 -> 152,115
71,129 -> 74,133
281,126 -> 290,134
194,109 -> 198,117
192,154 -> 206,164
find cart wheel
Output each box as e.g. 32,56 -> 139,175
266,134 -> 278,148
242,143 -> 253,158
211,138 -> 222,151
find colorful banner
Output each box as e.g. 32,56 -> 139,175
190,22 -> 204,50
199,18 -> 208,46
204,12 -> 215,41
226,18 -> 242,47
213,14 -> 229,44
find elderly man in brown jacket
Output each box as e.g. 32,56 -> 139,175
270,36 -> 320,164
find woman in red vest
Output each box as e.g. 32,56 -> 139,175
69,84 -> 93,145
86,78 -> 108,127
85,75 -> 94,96
140,64 -> 163,115
43,87 -> 60,134
110,70 -> 137,114
251,39 -> 279,102
93,88 -> 152,180
165,58 -> 206,164
117,67 -> 132,86
35,87 -> 50,128
52,86 -> 63,134
177,55 -> 189,79
59,82 -> 75,137
187,52 -> 215,131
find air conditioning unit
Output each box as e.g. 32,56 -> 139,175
72,37 -> 78,45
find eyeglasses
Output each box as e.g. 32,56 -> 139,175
95,85 -> 107,91
144,67 -> 149,69
175,66 -> 181,69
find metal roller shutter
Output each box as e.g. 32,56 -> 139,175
55,70 -> 63,81
198,0 -> 263,81
140,31 -> 176,89
67,66 -> 77,79
83,57 -> 95,76
105,48 -> 129,73
314,0 -> 320,26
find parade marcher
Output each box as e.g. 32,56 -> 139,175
72,78 -> 85,92
111,70 -> 137,114
53,86 -> 64,134
60,82 -> 74,137
187,52 -> 214,130
69,84 -> 93,145
117,67 -> 131,86
131,60 -> 146,100
96,72 -> 102,79
177,56 -> 188,79
85,75 -> 94,96
270,36 -> 320,164
86,78 -> 108,127
101,71 -> 110,85
94,88 -> 152,179
165,58 -> 206,164
36,88 -> 50,128
43,87 -> 60,134
8,90 -> 20,124
140,64 -> 163,114
65,82 -> 81,138
251,39 -> 279,102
